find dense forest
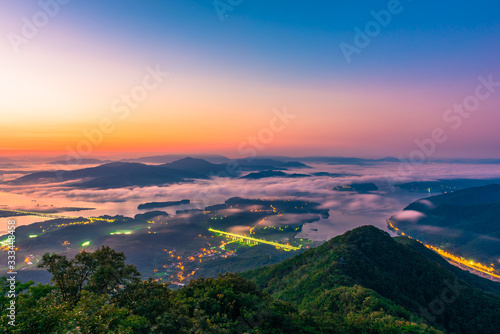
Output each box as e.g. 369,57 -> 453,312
2,226 -> 500,333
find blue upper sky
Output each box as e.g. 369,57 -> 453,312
6,0 -> 496,82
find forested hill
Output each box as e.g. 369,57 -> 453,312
243,225 -> 500,334
392,184 -> 500,264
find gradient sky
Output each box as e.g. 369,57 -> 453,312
1,0 -> 499,158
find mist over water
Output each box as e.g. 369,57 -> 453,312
2,162 -> 500,238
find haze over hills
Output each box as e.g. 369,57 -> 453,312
49,158 -> 109,165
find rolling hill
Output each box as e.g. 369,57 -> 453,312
390,184 -> 500,264
162,157 -> 228,175
7,162 -> 208,188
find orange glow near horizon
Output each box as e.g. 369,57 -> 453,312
1,38 -> 498,158
0,81 -> 465,158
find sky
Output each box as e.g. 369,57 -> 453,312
0,0 -> 499,159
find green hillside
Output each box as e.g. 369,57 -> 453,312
244,225 -> 500,333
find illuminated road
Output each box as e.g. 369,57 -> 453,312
425,244 -> 500,280
387,219 -> 500,280
208,228 -> 300,251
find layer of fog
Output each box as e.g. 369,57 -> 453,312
2,162 -> 500,239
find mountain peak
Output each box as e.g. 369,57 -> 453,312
244,225 -> 500,333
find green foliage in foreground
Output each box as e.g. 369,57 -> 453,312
1,274 -> 440,334
1,226 -> 499,333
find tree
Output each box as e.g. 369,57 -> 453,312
38,246 -> 140,303
0,276 -> 33,310
113,278 -> 176,324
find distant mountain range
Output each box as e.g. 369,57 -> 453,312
232,158 -> 310,170
42,154 -> 401,167
127,154 -> 230,164
6,157 -> 313,189
238,155 -> 500,165
7,155 -> 500,190
126,153 -> 400,166
5,153 -> 500,167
